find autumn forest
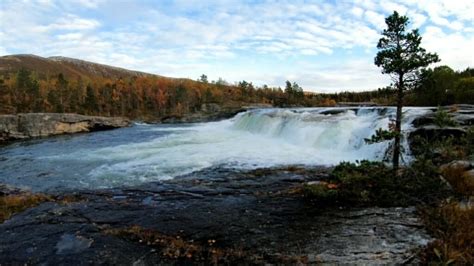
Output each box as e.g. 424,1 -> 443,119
0,56 -> 473,121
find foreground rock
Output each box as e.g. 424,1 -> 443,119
0,113 -> 130,142
0,167 -> 430,264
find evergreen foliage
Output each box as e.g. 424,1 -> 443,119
374,11 -> 439,169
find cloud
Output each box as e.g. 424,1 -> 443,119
56,32 -> 83,41
72,0 -> 103,9
351,7 -> 364,18
380,2 -> 408,14
0,0 -> 472,92
46,14 -> 100,31
407,11 -> 427,28
364,10 -> 386,30
423,26 -> 474,70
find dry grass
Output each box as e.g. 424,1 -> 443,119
0,192 -> 84,223
105,226 -> 316,264
441,165 -> 474,196
422,163 -> 474,264
0,193 -> 52,222
420,202 -> 474,265
104,226 -> 252,264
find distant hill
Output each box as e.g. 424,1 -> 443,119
0,54 -> 156,80
0,54 -> 302,119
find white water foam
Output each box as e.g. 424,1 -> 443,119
70,107 -> 429,187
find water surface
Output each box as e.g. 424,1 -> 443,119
0,107 -> 430,192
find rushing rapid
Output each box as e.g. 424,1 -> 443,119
0,107 -> 430,192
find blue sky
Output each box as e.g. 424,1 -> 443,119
0,0 -> 473,92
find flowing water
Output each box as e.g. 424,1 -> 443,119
0,107 -> 431,192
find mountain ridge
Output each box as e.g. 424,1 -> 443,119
0,54 -> 158,80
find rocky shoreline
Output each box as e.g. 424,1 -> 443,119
0,113 -> 130,143
1,105 -> 472,264
0,167 -> 431,264
159,103 -> 272,124
408,105 -> 474,156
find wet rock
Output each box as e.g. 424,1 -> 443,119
454,114 -> 474,126
409,106 -> 474,157
0,183 -> 28,196
411,105 -> 474,128
0,167 -> 431,264
299,207 -> 430,264
409,126 -> 467,155
337,102 -> 378,107
0,113 -> 130,142
56,233 -> 93,255
447,104 -> 474,110
161,106 -> 246,123
160,104 -> 273,123
412,116 -> 435,127
410,125 -> 467,140
320,109 -> 347,115
161,107 -> 246,124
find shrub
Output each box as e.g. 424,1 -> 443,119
433,107 -> 458,128
303,160 -> 449,207
411,135 -> 468,166
303,182 -> 338,202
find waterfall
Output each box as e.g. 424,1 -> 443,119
230,107 -> 427,162
0,107 -> 431,191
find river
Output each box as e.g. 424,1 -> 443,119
0,107 -> 430,192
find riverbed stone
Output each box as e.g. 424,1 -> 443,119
0,113 -> 130,142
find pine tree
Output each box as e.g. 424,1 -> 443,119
374,11 -> 439,170
84,85 -> 98,114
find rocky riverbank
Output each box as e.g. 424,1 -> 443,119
409,105 -> 474,155
0,113 -> 130,142
1,105 -> 472,264
0,166 -> 431,264
160,103 -> 272,123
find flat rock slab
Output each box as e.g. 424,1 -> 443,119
0,167 -> 430,264
0,113 -> 130,142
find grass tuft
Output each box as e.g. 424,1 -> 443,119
420,202 -> 474,264
0,193 -> 52,222
104,226 -> 253,264
0,190 -> 84,223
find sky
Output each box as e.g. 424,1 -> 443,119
0,0 -> 473,92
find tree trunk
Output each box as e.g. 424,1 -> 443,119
393,74 -> 404,170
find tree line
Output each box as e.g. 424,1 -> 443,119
1,64 -> 471,120
0,70 -> 337,120
408,66 -> 474,106
319,66 -> 474,106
